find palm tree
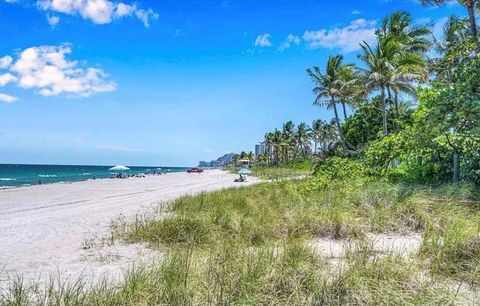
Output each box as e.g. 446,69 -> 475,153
271,129 -> 283,164
312,119 -> 337,156
247,151 -> 254,162
337,65 -> 362,119
264,132 -> 274,165
358,35 -> 426,135
311,119 -> 323,154
377,12 -> 430,116
282,121 -> 296,160
421,0 -> 479,48
239,151 -> 247,163
307,55 -> 350,150
357,39 -> 393,136
320,121 -> 337,154
377,12 -> 431,54
296,122 -> 312,157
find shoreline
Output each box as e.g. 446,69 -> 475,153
0,172 -> 176,191
0,169 -> 258,287
0,164 -> 191,189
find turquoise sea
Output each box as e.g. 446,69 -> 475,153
0,164 -> 190,188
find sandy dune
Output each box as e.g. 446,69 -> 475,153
0,170 -> 256,286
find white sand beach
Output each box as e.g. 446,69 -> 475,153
0,170 -> 257,287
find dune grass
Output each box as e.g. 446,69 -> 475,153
2,179 -> 480,305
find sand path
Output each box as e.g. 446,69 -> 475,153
0,170 -> 256,286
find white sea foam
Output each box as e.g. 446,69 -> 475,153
0,178 -> 16,181
38,174 -> 58,178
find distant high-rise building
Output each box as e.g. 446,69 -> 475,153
255,142 -> 270,157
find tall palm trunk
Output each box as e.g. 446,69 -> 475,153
466,1 -> 479,48
386,86 -> 399,117
331,96 -> 348,150
341,101 -> 348,120
394,91 -> 399,117
381,86 -> 388,136
453,150 -> 460,183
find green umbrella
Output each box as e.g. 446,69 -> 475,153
238,168 -> 252,175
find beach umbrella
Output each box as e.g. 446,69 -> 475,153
109,165 -> 130,171
238,168 -> 252,175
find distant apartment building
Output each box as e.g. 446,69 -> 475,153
255,142 -> 272,157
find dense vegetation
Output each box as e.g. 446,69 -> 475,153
253,10 -> 480,186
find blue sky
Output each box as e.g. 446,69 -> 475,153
0,0 -> 462,166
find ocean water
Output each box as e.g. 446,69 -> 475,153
0,164 -> 190,188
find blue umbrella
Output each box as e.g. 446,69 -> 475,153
238,168 -> 252,175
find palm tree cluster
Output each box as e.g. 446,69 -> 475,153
307,12 -> 430,147
259,120 -> 338,165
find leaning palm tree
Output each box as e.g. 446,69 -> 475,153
421,0 -> 479,48
337,65 -> 362,119
307,55 -> 350,150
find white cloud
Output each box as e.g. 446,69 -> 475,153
36,0 -> 158,27
0,93 -> 17,103
0,56 -> 13,69
47,14 -> 60,27
114,2 -> 133,17
255,33 -> 272,47
3,44 -> 115,97
351,10 -> 362,15
278,34 -> 301,51
0,73 -> 16,86
134,8 -> 158,27
303,18 -> 377,52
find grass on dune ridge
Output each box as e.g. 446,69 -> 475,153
2,177 -> 480,305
